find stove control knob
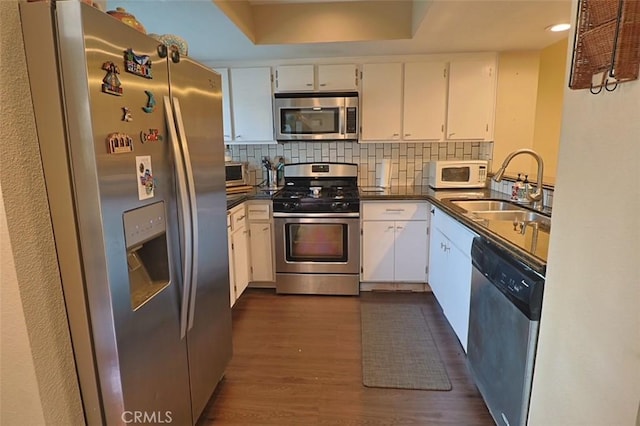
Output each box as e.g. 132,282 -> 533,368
332,202 -> 349,211
283,202 -> 299,210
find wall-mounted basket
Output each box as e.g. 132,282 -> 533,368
569,0 -> 640,92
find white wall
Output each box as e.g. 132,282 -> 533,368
0,2 -> 84,424
528,1 -> 640,423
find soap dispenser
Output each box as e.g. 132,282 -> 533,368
512,174 -> 523,201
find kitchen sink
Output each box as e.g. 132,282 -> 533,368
449,198 -> 551,228
451,200 -> 522,211
472,210 -> 550,226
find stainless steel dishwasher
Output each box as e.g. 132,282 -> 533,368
468,237 -> 545,426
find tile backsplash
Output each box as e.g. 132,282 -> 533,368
229,141 -> 494,187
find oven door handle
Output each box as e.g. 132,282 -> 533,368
273,212 -> 360,218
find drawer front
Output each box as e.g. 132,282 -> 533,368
247,202 -> 271,221
362,202 -> 428,221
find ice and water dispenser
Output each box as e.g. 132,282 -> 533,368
123,202 -> 170,310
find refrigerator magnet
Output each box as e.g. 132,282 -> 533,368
101,61 -> 123,96
124,48 -> 152,79
141,129 -> 162,143
142,90 -> 156,113
122,107 -> 133,122
136,156 -> 155,200
107,133 -> 134,154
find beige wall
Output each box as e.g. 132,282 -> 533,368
528,0 -> 640,422
493,51 -> 541,175
0,2 -> 84,424
531,38 -> 568,181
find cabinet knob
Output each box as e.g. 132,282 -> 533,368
430,208 -> 435,215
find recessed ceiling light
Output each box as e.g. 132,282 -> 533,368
546,23 -> 571,32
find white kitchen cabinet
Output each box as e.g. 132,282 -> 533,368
246,200 -> 275,284
226,213 -> 235,306
361,62 -> 448,142
274,65 -> 314,92
360,63 -> 403,141
275,64 -> 358,92
213,67 -> 233,142
403,62 -> 447,141
228,203 -> 250,306
446,58 -> 497,140
428,206 -> 478,352
229,67 -> 274,143
361,201 -> 429,282
317,64 -> 358,91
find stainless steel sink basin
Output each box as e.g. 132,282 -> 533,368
449,198 -> 551,229
472,210 -> 550,225
451,200 -> 522,212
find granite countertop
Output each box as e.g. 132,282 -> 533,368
359,185 -> 551,275
228,184 -> 551,275
226,186 -> 281,209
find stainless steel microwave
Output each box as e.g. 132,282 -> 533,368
273,92 -> 359,141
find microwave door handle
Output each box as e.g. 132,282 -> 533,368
339,105 -> 345,136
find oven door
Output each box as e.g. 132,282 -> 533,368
275,215 -> 359,274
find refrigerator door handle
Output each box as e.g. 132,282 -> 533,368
164,96 -> 193,340
171,97 -> 199,333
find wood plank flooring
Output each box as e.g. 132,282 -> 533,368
197,289 -> 493,425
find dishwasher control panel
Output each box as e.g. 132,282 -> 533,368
471,238 -> 545,320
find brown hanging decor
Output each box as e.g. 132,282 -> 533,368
569,0 -> 640,93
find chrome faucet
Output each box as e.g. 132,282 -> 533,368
493,148 -> 545,209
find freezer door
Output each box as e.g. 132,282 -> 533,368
168,58 -> 233,420
23,2 -> 193,423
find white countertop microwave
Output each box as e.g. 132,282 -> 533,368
428,160 -> 488,189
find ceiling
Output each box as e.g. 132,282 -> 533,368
108,0 -> 573,65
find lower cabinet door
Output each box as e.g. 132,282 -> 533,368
428,227 -> 449,311
393,220 -> 428,282
361,221 -> 395,282
227,225 -> 236,307
231,226 -> 250,300
249,222 -> 274,282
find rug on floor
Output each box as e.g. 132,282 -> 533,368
360,303 -> 452,391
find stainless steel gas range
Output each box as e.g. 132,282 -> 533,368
273,163 -> 360,295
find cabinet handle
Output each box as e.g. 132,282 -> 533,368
404,133 -> 411,137
448,133 -> 455,138
385,208 -> 405,212
236,135 -> 243,139
430,208 -> 435,215
396,226 -> 403,230
262,226 -> 268,231
387,225 -> 394,230
306,83 -> 313,86
237,214 -> 245,221
319,83 -> 327,87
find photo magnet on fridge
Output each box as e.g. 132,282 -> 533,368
136,155 -> 155,200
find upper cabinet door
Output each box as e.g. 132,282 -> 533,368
213,67 -> 232,142
229,67 -> 274,143
317,64 -> 358,91
361,63 -> 403,141
275,65 -> 314,92
403,62 -> 447,141
446,58 -> 497,141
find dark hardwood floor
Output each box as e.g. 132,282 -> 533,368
197,289 -> 493,425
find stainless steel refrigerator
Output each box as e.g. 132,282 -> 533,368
20,2 -> 232,424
